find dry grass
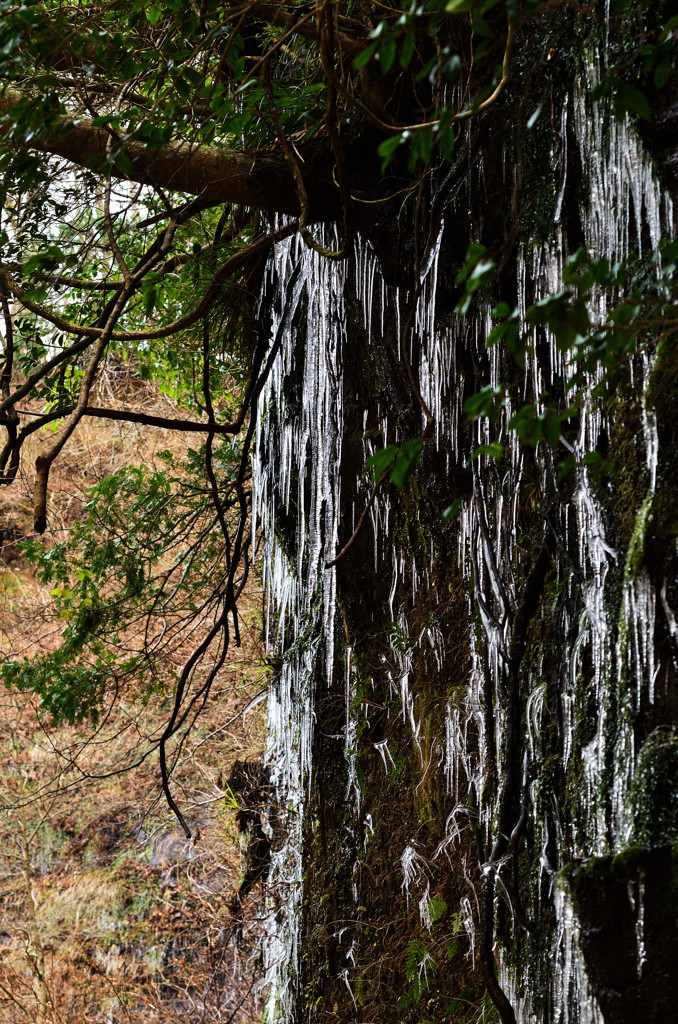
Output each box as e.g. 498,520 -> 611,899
0,371 -> 269,1024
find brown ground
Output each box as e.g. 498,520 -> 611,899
0,366 -> 269,1024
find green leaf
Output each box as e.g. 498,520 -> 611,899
463,384 -> 504,423
613,83 -> 652,122
471,441 -> 503,460
438,126 -> 456,162
366,444 -> 397,481
440,53 -> 462,82
379,36 -> 397,74
557,452 -> 575,485
653,63 -> 671,90
428,894 -> 447,925
114,151 -> 133,175
446,0 -> 501,11
147,4 -> 163,26
455,244 -> 496,313
400,30 -> 416,69
366,438 -> 423,487
487,319 -> 510,347
24,244 -> 67,274
542,409 -> 562,447
409,128 -> 434,168
455,243 -> 487,284
353,39 -> 378,71
144,285 -> 157,317
508,404 -> 541,445
377,133 -> 405,172
391,437 -> 423,487
442,494 -> 469,524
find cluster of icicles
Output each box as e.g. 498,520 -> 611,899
250,46 -> 674,1024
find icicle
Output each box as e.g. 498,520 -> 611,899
253,26 -> 674,1019
374,738 -> 396,776
418,882 -> 434,930
254,231 -> 349,1024
401,843 -> 429,902
552,884 -> 605,1024
629,869 -> 647,978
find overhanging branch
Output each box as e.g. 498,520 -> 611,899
83,406 -> 239,434
0,87 -> 339,217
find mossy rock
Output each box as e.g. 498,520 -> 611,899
564,844 -> 678,1024
631,727 -> 678,845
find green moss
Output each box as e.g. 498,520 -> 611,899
564,842 -> 678,941
562,845 -> 642,896
648,334 -> 678,426
646,336 -> 678,550
631,727 -> 678,845
624,493 -> 653,582
608,387 -> 649,546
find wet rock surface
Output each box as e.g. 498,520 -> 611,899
252,12 -> 678,1024
568,846 -> 678,1024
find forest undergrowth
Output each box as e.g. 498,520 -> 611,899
0,361 -> 268,1024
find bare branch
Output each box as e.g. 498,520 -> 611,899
83,406 -> 240,433
0,223 -> 295,344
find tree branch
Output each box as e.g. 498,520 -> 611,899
0,87 -> 339,217
83,406 -> 240,433
0,224 -> 295,344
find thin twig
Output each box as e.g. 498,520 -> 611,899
325,468 -> 390,568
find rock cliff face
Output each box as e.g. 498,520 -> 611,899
251,19 -> 678,1024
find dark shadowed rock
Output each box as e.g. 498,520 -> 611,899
566,845 -> 678,1024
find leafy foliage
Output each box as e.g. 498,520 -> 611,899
460,238 -> 678,457
3,441 -> 242,724
366,437 -> 424,487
